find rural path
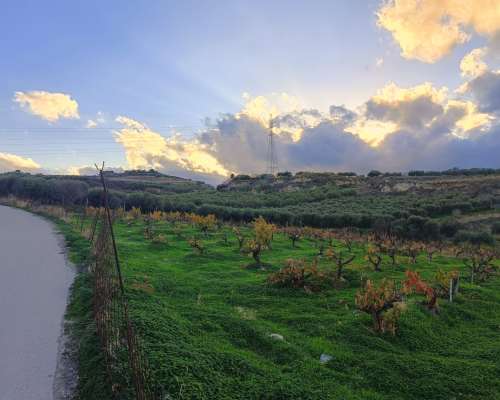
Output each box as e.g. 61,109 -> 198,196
0,205 -> 75,400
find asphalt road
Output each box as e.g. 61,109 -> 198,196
0,206 -> 75,400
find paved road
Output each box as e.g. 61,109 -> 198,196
0,206 -> 75,400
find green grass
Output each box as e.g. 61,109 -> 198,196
69,217 -> 500,400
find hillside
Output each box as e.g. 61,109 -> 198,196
218,170 -> 500,197
3,168 -> 500,240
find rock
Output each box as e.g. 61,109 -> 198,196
269,333 -> 284,341
319,353 -> 333,364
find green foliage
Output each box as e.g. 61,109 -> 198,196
56,212 -> 500,400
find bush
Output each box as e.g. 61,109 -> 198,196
491,222 -> 500,234
267,259 -> 329,292
440,219 -> 461,238
453,230 -> 495,246
355,279 -> 405,335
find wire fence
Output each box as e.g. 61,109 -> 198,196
89,166 -> 159,400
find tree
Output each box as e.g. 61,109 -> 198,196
188,237 -> 205,254
365,244 -> 383,272
232,227 -> 245,250
191,214 -> 217,234
339,228 -> 357,252
402,270 -> 438,313
355,279 -> 404,335
459,244 -> 497,283
283,226 -> 301,248
243,239 -> 264,266
267,258 -> 325,292
325,246 -> 355,280
254,216 -> 275,248
242,217 -> 275,267
380,234 -> 400,265
404,241 -> 422,264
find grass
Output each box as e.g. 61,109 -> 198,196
67,217 -> 500,400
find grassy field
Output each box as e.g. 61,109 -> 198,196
60,214 -> 500,400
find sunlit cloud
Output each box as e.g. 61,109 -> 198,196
460,48 -> 488,78
0,152 -> 40,172
114,116 -> 231,180
346,117 -> 398,146
238,93 -> 324,142
86,111 -> 106,128
13,91 -> 79,122
377,0 -> 500,63
447,100 -> 493,136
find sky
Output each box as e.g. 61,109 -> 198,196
1,0 -> 500,184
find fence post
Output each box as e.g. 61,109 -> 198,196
95,163 -> 126,296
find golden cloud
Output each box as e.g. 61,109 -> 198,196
460,48 -> 488,78
0,152 -> 40,172
345,118 -> 398,146
14,91 -> 80,122
447,100 -> 493,135
371,82 -> 448,105
377,0 -> 500,63
238,93 -> 323,142
114,116 -> 231,177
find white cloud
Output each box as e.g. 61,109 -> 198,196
0,152 -> 40,172
375,57 -> 384,68
377,0 -> 500,63
14,91 -> 79,122
86,120 -> 98,128
460,48 -> 488,78
114,116 -> 231,179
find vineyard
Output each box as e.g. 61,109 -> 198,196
34,202 -> 500,400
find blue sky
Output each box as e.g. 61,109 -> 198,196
1,1 -> 499,181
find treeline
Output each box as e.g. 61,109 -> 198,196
0,174 -> 89,205
0,173 -> 496,242
408,168 -> 500,176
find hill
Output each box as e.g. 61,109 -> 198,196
2,168 -> 500,241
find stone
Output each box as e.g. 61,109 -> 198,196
320,353 -> 333,364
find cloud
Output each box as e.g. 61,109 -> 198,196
0,152 -> 40,172
114,116 -> 231,184
464,70 -> 500,113
460,47 -> 488,78
377,0 -> 500,63
64,165 -> 123,176
86,120 -> 98,128
375,57 -> 384,68
14,91 -> 80,122
109,78 -> 500,183
365,82 -> 447,130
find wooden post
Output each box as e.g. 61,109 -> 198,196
95,162 -> 126,296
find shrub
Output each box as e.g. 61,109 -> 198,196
152,233 -> 168,245
458,244 -> 498,283
355,279 -> 405,335
282,226 -> 302,248
440,220 -> 461,237
365,243 -> 383,272
453,230 -> 495,246
491,222 -> 500,234
267,259 -> 328,292
402,271 -> 438,313
232,227 -> 245,250
325,246 -> 355,280
188,237 -> 205,254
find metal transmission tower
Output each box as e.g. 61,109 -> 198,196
266,115 -> 278,175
